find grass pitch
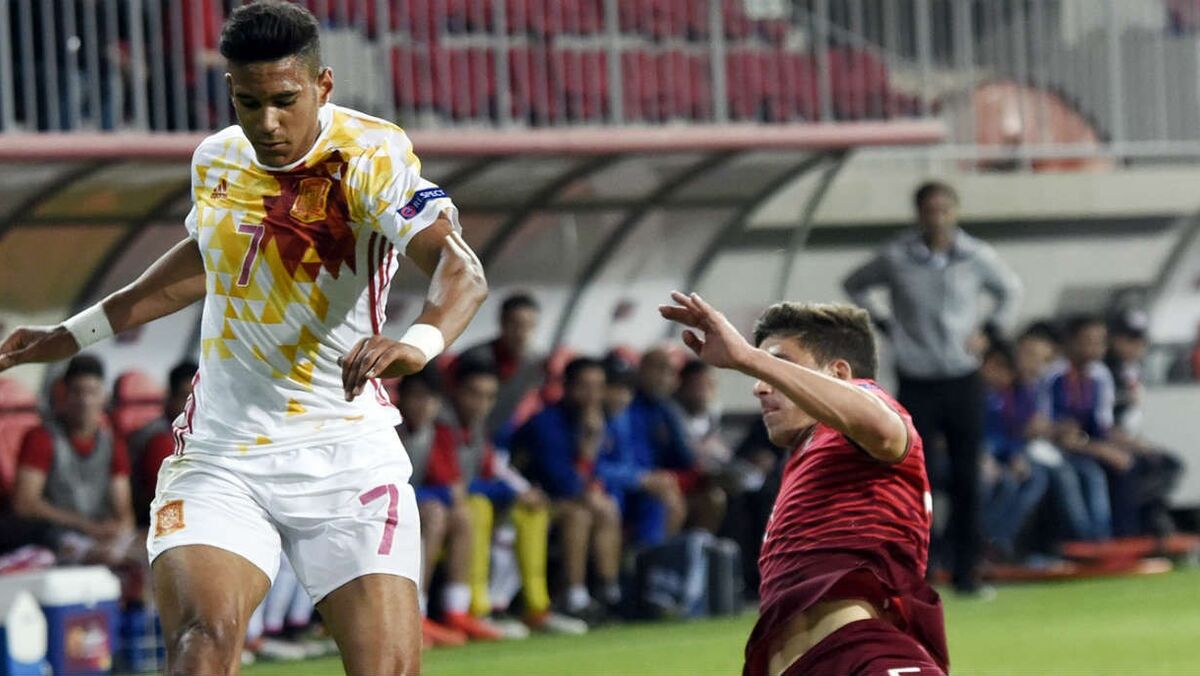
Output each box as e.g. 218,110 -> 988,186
246,567 -> 1200,675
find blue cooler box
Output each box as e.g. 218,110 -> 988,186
4,567 -> 120,676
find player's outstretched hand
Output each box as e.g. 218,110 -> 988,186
658,291 -> 754,371
0,325 -> 80,373
338,335 -> 426,401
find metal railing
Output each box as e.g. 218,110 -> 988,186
4,1 -> 1200,165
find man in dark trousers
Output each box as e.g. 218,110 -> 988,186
843,181 -> 1022,595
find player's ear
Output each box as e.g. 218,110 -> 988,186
316,67 -> 334,105
828,359 -> 853,381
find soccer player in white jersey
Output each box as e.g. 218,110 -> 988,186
0,2 -> 488,673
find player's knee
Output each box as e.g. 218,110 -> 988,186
166,614 -> 241,674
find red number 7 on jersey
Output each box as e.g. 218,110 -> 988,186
360,484 -> 400,555
236,223 -> 265,287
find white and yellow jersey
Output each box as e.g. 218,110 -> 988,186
175,104 -> 456,455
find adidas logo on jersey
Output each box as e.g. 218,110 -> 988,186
210,178 -> 229,200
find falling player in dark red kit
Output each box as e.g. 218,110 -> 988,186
660,293 -> 948,676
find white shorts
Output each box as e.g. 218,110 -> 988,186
146,425 -> 420,603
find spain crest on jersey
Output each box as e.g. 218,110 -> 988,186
290,176 -> 333,223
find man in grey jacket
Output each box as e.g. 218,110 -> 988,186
843,181 -> 1022,595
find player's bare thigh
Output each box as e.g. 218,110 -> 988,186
153,545 -> 270,676
317,572 -> 422,676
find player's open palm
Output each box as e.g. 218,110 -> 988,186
0,326 -> 79,373
659,291 -> 753,371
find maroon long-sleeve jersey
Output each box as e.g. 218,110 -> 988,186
744,379 -> 948,675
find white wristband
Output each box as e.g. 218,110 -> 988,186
62,303 -> 114,349
399,324 -> 445,365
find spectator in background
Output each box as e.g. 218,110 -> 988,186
127,360 -> 197,527
425,362 -> 530,641
598,352 -> 686,545
1103,312 -> 1184,536
672,359 -> 730,534
1044,316 -> 1127,537
979,342 -> 1050,562
459,293 -> 546,445
12,355 -> 136,565
394,366 -> 470,648
511,358 -> 622,621
1009,324 -> 1108,542
439,361 -> 552,638
623,348 -> 698,546
842,180 -> 1022,595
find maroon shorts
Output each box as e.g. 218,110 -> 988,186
780,618 -> 946,676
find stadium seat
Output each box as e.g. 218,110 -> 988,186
828,47 -> 890,120
508,47 -> 558,124
435,48 -> 494,120
555,48 -> 609,122
721,0 -> 752,39
724,50 -> 762,121
685,0 -> 707,37
0,378 -> 40,499
392,46 -> 438,112
110,370 -> 166,441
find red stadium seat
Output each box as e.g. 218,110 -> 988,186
0,378 -> 40,499
508,47 -> 557,124
392,46 -> 437,112
618,0 -> 641,33
685,0 -> 708,37
575,0 -> 603,34
554,48 -> 611,121
111,370 -> 166,440
829,47 -> 890,120
725,50 -> 762,120
721,0 -> 752,39
688,54 -> 712,121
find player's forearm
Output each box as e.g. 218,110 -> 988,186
411,229 -> 488,348
739,348 -> 907,460
101,239 -> 207,334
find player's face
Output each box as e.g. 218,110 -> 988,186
917,191 -> 958,237
455,375 -> 499,427
62,375 -> 106,429
565,367 -> 606,412
227,56 -> 333,167
753,337 -> 829,448
500,307 -> 539,354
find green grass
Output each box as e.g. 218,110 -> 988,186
246,568 -> 1200,675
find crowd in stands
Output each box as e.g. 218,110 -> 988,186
0,283 -> 1192,660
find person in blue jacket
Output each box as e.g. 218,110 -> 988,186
510,357 -> 622,619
